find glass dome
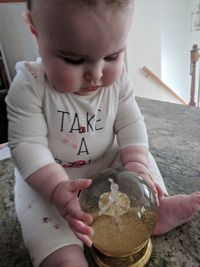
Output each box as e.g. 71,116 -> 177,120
79,168 -> 158,257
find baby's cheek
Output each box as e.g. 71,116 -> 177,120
104,65 -> 123,86
52,69 -> 81,93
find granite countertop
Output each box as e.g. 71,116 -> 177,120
1,97 -> 200,267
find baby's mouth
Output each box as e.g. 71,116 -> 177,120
81,86 -> 100,92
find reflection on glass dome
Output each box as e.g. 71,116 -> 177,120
79,168 -> 158,258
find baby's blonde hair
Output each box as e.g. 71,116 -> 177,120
26,0 -> 131,11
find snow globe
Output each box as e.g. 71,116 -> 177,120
79,168 -> 158,267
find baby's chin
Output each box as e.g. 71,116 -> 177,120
74,86 -> 103,96
52,85 -> 103,95
74,91 -> 97,96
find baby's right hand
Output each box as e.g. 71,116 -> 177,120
51,179 -> 94,246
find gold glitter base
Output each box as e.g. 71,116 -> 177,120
91,239 -> 153,267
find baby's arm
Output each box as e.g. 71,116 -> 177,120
27,162 -> 93,246
120,146 -> 148,174
6,62 -> 93,246
120,146 -> 157,195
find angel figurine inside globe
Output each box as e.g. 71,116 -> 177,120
79,168 -> 158,267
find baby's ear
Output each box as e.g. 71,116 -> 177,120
23,12 -> 38,38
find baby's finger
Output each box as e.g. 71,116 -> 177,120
140,174 -> 156,191
146,180 -> 159,205
67,179 -> 92,192
67,216 -> 94,236
65,199 -> 93,224
139,174 -> 159,205
74,231 -> 93,247
155,183 -> 167,198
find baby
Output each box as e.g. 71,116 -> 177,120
6,0 -> 200,266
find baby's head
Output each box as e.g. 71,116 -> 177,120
26,0 -> 132,12
25,0 -> 134,95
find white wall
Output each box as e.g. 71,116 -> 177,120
127,0 -> 200,104
190,0 -> 200,105
0,1 -> 199,105
161,0 -> 191,102
0,3 -> 38,79
127,0 -> 167,102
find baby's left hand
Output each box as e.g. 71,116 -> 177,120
138,173 -> 160,206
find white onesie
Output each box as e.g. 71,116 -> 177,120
6,58 -> 167,267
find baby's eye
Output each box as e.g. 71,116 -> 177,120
104,54 -> 120,62
63,57 -> 85,65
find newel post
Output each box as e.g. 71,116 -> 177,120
189,44 -> 200,106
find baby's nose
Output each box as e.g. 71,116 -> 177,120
84,63 -> 103,83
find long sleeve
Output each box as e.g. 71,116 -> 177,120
6,60 -> 55,179
114,70 -> 148,150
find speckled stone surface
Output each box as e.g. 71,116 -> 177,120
1,97 -> 200,267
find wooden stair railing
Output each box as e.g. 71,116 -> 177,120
189,44 -> 200,107
142,66 -> 187,105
